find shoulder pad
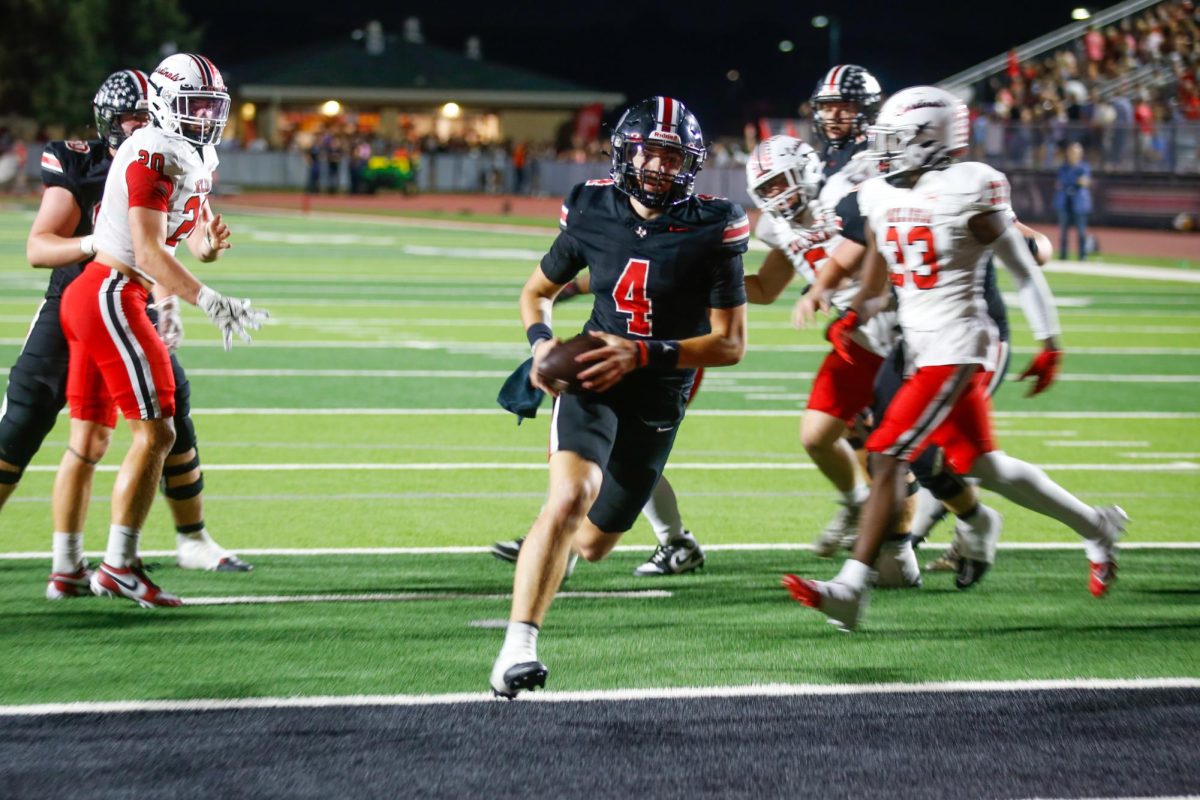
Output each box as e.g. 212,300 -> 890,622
945,162 -> 1011,213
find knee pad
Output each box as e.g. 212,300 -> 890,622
161,452 -> 204,500
912,446 -> 967,501
169,375 -> 198,456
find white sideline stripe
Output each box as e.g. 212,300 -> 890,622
3,338 -> 1200,356
223,205 -> 560,237
2,677 -> 1197,717
172,408 -> 1200,419
180,590 -> 671,607
3,542 -> 1199,560
19,461 -> 1200,474
1045,260 -> 1200,283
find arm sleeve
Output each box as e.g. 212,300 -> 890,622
991,224 -> 1060,341
709,254 -> 747,308
538,230 -> 587,284
125,162 -> 173,212
835,191 -> 866,245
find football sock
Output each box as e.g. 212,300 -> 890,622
875,533 -> 922,589
969,451 -> 1101,539
52,531 -> 85,573
835,558 -> 872,593
643,476 -> 685,547
104,525 -> 139,568
840,484 -> 870,506
501,621 -> 540,663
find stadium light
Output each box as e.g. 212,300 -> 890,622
811,15 -> 841,64
1072,7 -> 1091,19
779,40 -> 795,53
726,69 -> 741,82
441,102 -> 462,118
811,15 -> 829,28
240,102 -> 256,121
321,100 -> 341,116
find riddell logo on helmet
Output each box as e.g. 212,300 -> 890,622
648,130 -> 681,144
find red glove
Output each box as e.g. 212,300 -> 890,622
1017,346 -> 1062,396
825,309 -> 860,364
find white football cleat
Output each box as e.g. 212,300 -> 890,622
490,654 -> 549,699
781,574 -> 869,632
177,532 -> 253,572
812,501 -> 860,557
874,536 -> 922,589
952,505 -> 1003,589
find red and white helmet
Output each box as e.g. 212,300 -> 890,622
148,53 -> 230,146
745,136 -> 823,222
867,86 -> 968,174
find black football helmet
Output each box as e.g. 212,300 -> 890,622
610,96 -> 706,208
811,64 -> 882,150
93,69 -> 152,150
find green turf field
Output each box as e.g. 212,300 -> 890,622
0,206 -> 1197,704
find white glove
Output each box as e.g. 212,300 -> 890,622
196,285 -> 269,351
151,295 -> 184,353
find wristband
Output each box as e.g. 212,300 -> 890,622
642,339 -> 681,370
79,235 -> 96,257
526,322 -> 553,352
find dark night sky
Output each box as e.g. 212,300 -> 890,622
183,0 -> 1094,134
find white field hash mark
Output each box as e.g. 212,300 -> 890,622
180,590 -> 671,606
1,678 -> 1197,717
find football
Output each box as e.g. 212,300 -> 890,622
536,333 -> 606,394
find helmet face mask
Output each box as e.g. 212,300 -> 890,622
745,136 -> 822,222
811,65 -> 882,150
93,70 -> 152,150
610,96 -> 706,208
867,86 -> 969,174
149,53 -> 230,147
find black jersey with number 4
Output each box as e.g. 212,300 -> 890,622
38,139 -> 111,299
541,180 -> 748,344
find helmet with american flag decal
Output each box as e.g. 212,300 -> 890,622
810,64 -> 882,149
609,96 -> 706,208
745,136 -> 823,222
93,70 -> 151,150
148,53 -> 231,146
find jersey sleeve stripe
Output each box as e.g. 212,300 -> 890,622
723,216 -> 751,242
40,153 -> 63,173
559,205 -> 569,228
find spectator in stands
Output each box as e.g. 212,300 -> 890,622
1054,142 -> 1093,260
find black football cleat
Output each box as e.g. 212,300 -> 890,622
955,558 -> 990,590
491,660 -> 549,699
490,537 -> 524,563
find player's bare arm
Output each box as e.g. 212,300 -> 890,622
577,304 -> 746,393
25,187 -> 90,269
117,206 -> 205,302
745,248 -> 796,305
520,265 -> 568,395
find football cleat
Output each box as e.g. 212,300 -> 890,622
633,537 -> 705,576
177,533 -> 253,572
490,536 -> 524,563
812,500 -> 860,557
490,536 -> 578,578
90,562 -> 182,608
951,506 -> 1002,590
925,544 -> 960,573
781,574 -> 869,632
1089,561 -> 1118,598
490,657 -> 549,699
46,562 -> 93,600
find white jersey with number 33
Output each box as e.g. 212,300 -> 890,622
93,126 -> 217,282
858,161 -> 1011,367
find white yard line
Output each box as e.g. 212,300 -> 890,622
3,542 -> 1199,560
1,677 -> 1196,717
18,460 -> 1200,473
180,589 -> 671,607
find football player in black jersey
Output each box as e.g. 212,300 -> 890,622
0,70 -> 250,600
491,97 -> 749,698
811,65 -> 882,178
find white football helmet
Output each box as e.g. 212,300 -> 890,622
148,53 -> 230,146
867,86 -> 968,174
745,136 -> 823,222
